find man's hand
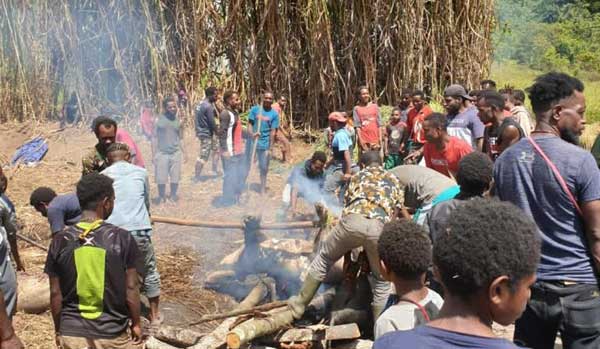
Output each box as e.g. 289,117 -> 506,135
130,323 -> 143,345
343,173 -> 352,182
253,132 -> 260,139
405,149 -> 423,163
221,152 -> 231,159
0,332 -> 24,349
15,264 -> 24,273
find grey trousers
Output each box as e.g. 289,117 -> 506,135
307,213 -> 392,306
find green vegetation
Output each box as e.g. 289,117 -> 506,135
495,0 -> 600,78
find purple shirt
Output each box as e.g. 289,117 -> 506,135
374,325 -> 520,349
446,106 -> 485,149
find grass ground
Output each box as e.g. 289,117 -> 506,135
490,61 -> 600,123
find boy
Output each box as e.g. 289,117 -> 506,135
375,219 -> 443,338
152,95 -> 185,203
374,198 -> 541,348
384,108 -> 408,169
102,143 -> 161,326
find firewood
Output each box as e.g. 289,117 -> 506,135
151,215 -> 316,230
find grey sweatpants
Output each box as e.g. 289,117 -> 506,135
155,151 -> 182,185
307,213 -> 392,306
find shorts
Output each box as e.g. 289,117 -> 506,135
131,231 -> 160,299
58,331 -> 140,349
155,151 -> 182,185
198,136 -> 213,162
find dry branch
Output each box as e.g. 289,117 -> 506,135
151,215 -> 316,230
186,300 -> 287,326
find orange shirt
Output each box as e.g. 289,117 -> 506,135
407,105 -> 433,144
424,136 -> 473,178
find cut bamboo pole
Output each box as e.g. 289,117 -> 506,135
226,307 -> 296,349
151,215 -> 316,230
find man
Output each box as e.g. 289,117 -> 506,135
323,112 -> 358,209
389,165 -> 459,226
0,170 -> 24,271
0,169 -> 19,329
405,90 -> 433,163
102,143 -> 161,326
477,90 -> 524,160
443,84 -> 485,151
353,86 -> 383,152
82,116 -> 117,175
427,151 -> 493,241
245,91 -> 280,194
480,79 -> 497,91
494,72 -> 600,349
116,128 -> 145,168
45,173 -> 142,348
398,88 -> 413,123
283,151 -> 327,216
30,187 -> 82,235
217,90 -> 246,207
152,95 -> 185,203
501,88 -> 534,136
272,96 -> 292,163
422,113 -> 472,178
288,151 -> 404,323
194,86 -> 218,180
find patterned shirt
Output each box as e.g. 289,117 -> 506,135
343,166 -> 404,222
81,145 -> 107,176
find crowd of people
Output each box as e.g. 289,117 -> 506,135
0,70 -> 595,349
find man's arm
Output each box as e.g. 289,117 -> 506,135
290,187 -> 299,214
179,123 -> 186,160
343,150 -> 352,180
498,126 -> 522,153
218,110 -> 231,155
476,137 -> 484,152
49,276 -> 62,335
126,268 -> 142,344
582,200 -> 600,274
0,289 -> 22,349
1,209 -> 22,271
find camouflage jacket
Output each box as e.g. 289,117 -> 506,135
82,145 -> 108,176
343,165 -> 404,222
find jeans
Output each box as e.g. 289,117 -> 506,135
323,163 -> 359,208
514,280 -> 600,349
222,154 -> 245,203
131,232 -> 161,299
308,213 -> 392,306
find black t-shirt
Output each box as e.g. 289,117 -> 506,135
484,118 -> 524,160
387,122 -> 407,154
44,221 -> 139,338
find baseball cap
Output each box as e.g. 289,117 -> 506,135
444,84 -> 472,100
328,112 -> 348,123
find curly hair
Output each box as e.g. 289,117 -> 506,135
92,116 -> 117,136
378,219 -> 432,280
425,112 -> 447,131
433,198 -> 540,300
456,152 -> 493,196
479,90 -> 506,111
30,187 -> 57,206
527,72 -> 584,115
76,173 -> 114,211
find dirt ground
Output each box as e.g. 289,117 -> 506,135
0,121 -> 559,348
0,121 -> 316,348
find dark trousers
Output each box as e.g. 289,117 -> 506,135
222,154 -> 245,203
514,280 -> 600,349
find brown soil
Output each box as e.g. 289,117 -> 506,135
1,121 -> 315,347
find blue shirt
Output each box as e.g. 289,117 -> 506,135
102,161 -> 152,232
332,128 -> 353,162
447,106 -> 485,149
47,193 -> 82,234
495,135 -> 600,284
374,325 -> 519,349
287,160 -> 325,203
248,105 -> 280,150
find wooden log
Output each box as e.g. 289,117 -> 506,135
189,281 -> 268,349
17,273 -> 50,314
265,323 -> 360,343
226,308 -> 296,349
186,301 -> 287,326
144,336 -> 181,349
154,325 -> 205,347
16,233 -> 47,251
151,216 -> 316,230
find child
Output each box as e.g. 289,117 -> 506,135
384,108 -> 408,169
374,198 -> 540,348
375,219 -> 443,338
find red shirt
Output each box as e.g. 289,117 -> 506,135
116,129 -> 145,168
353,103 -> 381,145
407,105 -> 433,144
424,136 -> 473,178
